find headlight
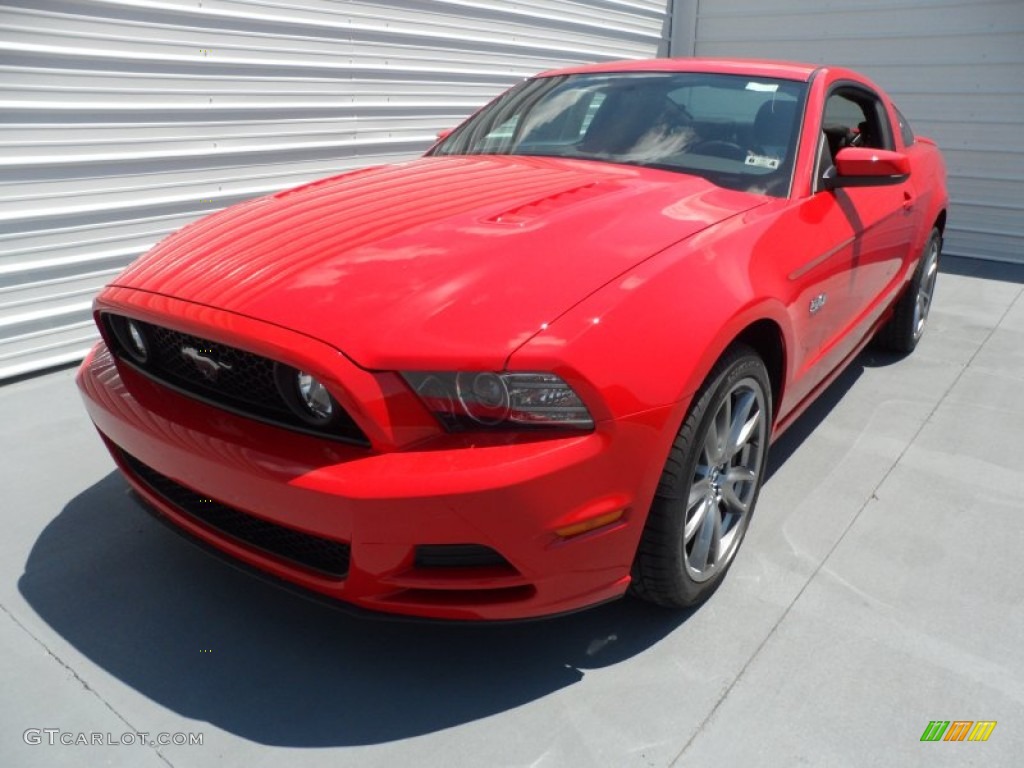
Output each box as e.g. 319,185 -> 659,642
108,315 -> 149,364
456,372 -> 509,425
403,371 -> 593,431
296,371 -> 334,421
275,366 -> 339,426
126,320 -> 148,359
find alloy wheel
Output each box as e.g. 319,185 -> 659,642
913,236 -> 940,339
684,377 -> 767,582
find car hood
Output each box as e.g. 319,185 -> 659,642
113,155 -> 765,369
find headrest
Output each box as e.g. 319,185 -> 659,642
753,100 -> 798,147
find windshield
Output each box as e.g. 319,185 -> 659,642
431,72 -> 808,197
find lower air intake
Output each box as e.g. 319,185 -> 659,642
120,449 -> 350,579
414,544 -> 511,569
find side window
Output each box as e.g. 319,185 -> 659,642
895,107 -> 915,146
816,85 -> 895,188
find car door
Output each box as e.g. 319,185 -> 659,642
796,84 -> 916,378
766,81 -> 916,413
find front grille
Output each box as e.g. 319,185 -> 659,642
103,314 -> 369,446
120,450 -> 351,579
414,544 -> 511,569
145,323 -> 283,415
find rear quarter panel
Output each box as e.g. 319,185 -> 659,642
898,127 -> 949,253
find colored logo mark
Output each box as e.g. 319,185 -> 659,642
920,721 -> 996,742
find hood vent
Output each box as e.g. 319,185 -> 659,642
488,181 -> 616,225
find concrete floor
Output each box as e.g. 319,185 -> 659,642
2,256 -> 1022,768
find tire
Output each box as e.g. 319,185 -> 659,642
631,344 -> 772,607
876,227 -> 942,353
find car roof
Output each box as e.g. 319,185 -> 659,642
538,57 -> 820,83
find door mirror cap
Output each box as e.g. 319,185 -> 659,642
436,127 -> 455,141
824,147 -> 911,189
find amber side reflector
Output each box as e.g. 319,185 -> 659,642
555,509 -> 625,539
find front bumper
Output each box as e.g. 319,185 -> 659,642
77,340 -> 675,620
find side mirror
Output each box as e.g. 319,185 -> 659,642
436,128 -> 455,141
823,147 -> 910,189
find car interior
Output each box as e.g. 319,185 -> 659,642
815,86 -> 893,187
437,74 -> 810,197
569,81 -> 804,196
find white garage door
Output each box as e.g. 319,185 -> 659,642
0,0 -> 668,380
687,0 -> 1024,264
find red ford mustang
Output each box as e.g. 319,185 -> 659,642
77,58 -> 947,620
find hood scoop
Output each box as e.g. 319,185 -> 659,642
487,181 -> 618,225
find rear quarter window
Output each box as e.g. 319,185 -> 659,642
895,107 -> 915,146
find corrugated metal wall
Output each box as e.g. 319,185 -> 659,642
0,0 -> 668,380
685,0 -> 1024,264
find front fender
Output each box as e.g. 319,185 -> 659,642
506,210 -> 796,426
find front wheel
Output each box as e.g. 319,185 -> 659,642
631,345 -> 772,607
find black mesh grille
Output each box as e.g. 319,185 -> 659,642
103,314 -> 369,446
414,544 -> 511,569
121,450 -> 351,579
146,323 -> 284,415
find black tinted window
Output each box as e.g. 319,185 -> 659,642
895,107 -> 915,146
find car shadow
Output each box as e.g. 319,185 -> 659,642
21,341 -> 896,747
765,351 -> 864,480
765,330 -> 933,481
18,472 -> 690,747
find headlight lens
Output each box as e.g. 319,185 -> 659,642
455,372 -> 509,425
295,371 -> 334,422
403,371 -> 593,431
274,365 -> 339,426
107,315 -> 149,364
126,320 -> 148,359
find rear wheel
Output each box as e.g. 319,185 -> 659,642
876,227 -> 941,353
631,345 -> 771,607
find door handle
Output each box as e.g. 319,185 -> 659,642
902,191 -> 914,211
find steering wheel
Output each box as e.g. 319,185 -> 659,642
689,139 -> 748,161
